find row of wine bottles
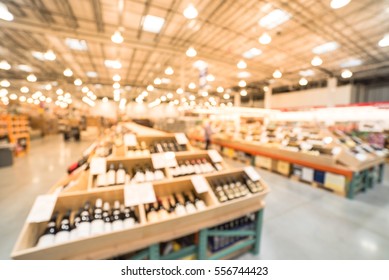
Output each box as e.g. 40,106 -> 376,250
150,140 -> 187,153
36,199 -> 138,248
127,141 -> 150,157
211,176 -> 264,203
145,192 -> 206,222
209,214 -> 255,253
95,164 -> 165,187
169,158 -> 223,177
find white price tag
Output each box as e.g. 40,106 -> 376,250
27,194 -> 58,223
175,133 -> 188,145
208,149 -> 223,163
244,166 -> 261,182
90,157 -> 107,175
124,183 -> 156,207
151,152 -> 177,169
164,152 -> 178,168
124,133 -> 137,147
191,175 -> 210,193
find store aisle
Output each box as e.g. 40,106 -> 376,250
0,136 -> 93,259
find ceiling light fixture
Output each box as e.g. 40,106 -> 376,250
20,86 -> 29,93
18,65 -> 32,72
113,82 -> 120,89
65,38 -> 88,51
111,30 -> 124,44
299,69 -> 315,77
312,42 -> 339,54
19,96 -> 27,102
142,15 -> 165,33
82,86 -> 89,93
206,74 -> 215,82
223,93 -> 230,99
9,93 -> 17,100
330,0 -> 351,9
0,79 -> 10,87
183,4 -> 198,19
165,66 -> 174,75
341,69 -> 353,78
201,91 -> 208,97
273,70 -> 282,78
259,32 -> 272,45
0,3 -> 14,21
188,82 -> 196,89
113,74 -> 121,82
27,74 -> 37,82
378,34 -> 389,48
240,90 -> 248,96
186,47 -> 197,57
63,68 -> 73,77
176,88 -> 184,94
102,97 -> 109,103
160,96 -> 167,102
104,60 -> 122,69
74,79 -> 82,86
86,71 -> 98,78
217,86 -> 224,93
259,9 -> 291,29
147,85 -> 154,91
189,95 -> 195,101
154,77 -> 162,85
0,60 -> 11,70
141,90 -> 148,97
340,58 -> 362,68
238,80 -> 246,87
243,48 -> 262,59
311,56 -> 323,66
299,77 -> 308,86
167,92 -> 173,99
44,50 -> 56,61
237,60 -> 247,69
56,89 -> 64,95
45,84 -> 52,90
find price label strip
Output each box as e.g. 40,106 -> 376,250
124,133 -> 137,147
27,194 -> 58,223
90,157 -> 107,175
175,133 -> 188,145
208,149 -> 223,163
191,175 -> 210,193
244,166 -> 261,182
124,183 -> 156,207
151,152 -> 178,169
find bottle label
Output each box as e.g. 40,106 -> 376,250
123,218 -> 135,229
77,222 -> 91,238
112,220 -> 124,231
116,170 -> 126,185
145,171 -> 155,182
147,211 -> 159,223
158,210 -> 169,220
54,231 -> 70,244
107,170 -> 116,185
185,204 -> 197,214
90,220 -> 105,236
69,228 -> 78,241
36,234 -> 55,248
175,205 -> 186,216
104,222 -> 112,233
195,200 -> 206,210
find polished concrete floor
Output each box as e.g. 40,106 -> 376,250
0,135 -> 388,259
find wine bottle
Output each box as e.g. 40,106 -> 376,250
102,202 -> 112,233
111,200 -> 124,231
36,212 -> 58,247
116,163 -> 126,185
193,159 -> 202,174
191,191 -> 206,210
154,168 -> 165,181
96,173 -> 106,188
146,202 -> 159,222
90,199 -> 104,235
133,165 -> 145,183
183,192 -> 197,214
123,206 -> 136,229
77,201 -> 92,238
69,210 -> 78,241
67,156 -> 88,174
167,197 -> 176,217
174,194 -> 186,216
185,160 -> 195,175
145,165 -> 155,182
55,209 -> 71,244
157,199 -> 169,220
107,163 -> 116,186
213,180 -> 228,202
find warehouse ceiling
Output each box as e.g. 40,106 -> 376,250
0,0 -> 388,103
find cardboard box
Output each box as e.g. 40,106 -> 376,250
324,172 -> 346,193
301,167 -> 314,182
277,160 -> 291,176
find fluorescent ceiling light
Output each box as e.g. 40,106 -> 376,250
340,58 -> 362,68
65,38 -> 88,51
193,60 -> 207,70
20,86 -> 29,93
238,80 -> 246,87
240,90 -> 247,96
206,74 -> 215,82
161,78 -> 170,84
259,9 -> 291,29
330,0 -> 351,9
311,56 -> 323,66
259,33 -> 272,45
27,74 -> 37,82
142,15 -> 165,33
223,93 -> 230,99
113,74 -> 121,81
273,70 -> 282,78
0,60 -> 11,70
237,60 -> 247,69
378,34 -> 389,47
74,79 -> 82,86
217,86 -> 224,93
243,48 -> 262,59
86,71 -> 98,78
63,68 -> 73,77
312,42 -> 339,54
154,77 -> 161,85
237,71 -> 251,79
18,65 -> 32,72
0,79 -> 10,87
299,69 -> 315,77
32,51 -> 45,61
341,69 -> 353,78
0,3 -> 14,21
176,88 -> 184,94
299,78 -> 308,86
188,82 -> 196,89
104,60 -> 122,69
147,85 -> 154,91
165,66 -> 174,75
183,4 -> 198,19
186,47 -> 197,57
44,50 -> 56,61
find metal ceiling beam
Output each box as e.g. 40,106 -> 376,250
91,0 -> 104,32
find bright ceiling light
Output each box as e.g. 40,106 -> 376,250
19,96 -> 27,102
74,79 -> 82,86
27,74 -> 37,82
330,0 -> 351,9
9,93 -> 17,100
299,69 -> 315,77
0,3 -> 14,21
147,85 -> 154,91
114,89 -> 121,95
259,9 -> 291,29
188,82 -> 196,89
165,66 -> 174,75
237,60 -> 247,69
217,86 -> 224,93
44,50 -> 56,61
20,86 -> 29,93
65,38 -> 88,51
312,42 -> 339,54
27,98 -> 33,104
341,69 -> 353,78
201,91 -> 208,97
161,78 -> 170,84
18,65 -> 32,72
32,51 -> 45,61
160,95 -> 167,102
223,93 -> 230,99
0,79 -> 10,87
259,32 -> 272,45
113,82 -> 120,89
141,90 -> 148,97
86,71 -> 98,78
273,70 -> 282,78
56,89 -> 64,95
186,47 -> 197,57
104,60 -> 122,69
167,92 -> 173,99
113,74 -> 121,82
154,77 -> 162,85
82,86 -> 89,93
111,30 -> 124,44
340,58 -> 362,68
263,86 -> 269,92
378,34 -> 389,48
238,80 -> 246,87
64,92 -> 71,99
63,68 -> 73,77
45,84 -> 52,90
142,15 -> 165,33
46,97 -> 52,103
183,4 -> 198,19
0,88 -> 7,97
311,56 -> 323,66
102,97 -> 109,103
299,77 -> 308,86
237,71 -> 251,79
0,60 -> 11,70
240,90 -> 248,96
39,95 -> 46,102
206,74 -> 215,82
243,48 -> 262,59
174,99 -> 179,105
189,95 -> 195,101
176,88 -> 184,94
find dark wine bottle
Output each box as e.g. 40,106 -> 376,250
36,212 -> 58,247
78,201 -> 92,238
55,209 -> 71,244
90,199 -> 104,235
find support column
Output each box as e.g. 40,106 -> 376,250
234,92 -> 241,107
327,77 -> 337,107
264,86 -> 272,109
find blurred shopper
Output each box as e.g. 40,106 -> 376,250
204,120 -> 213,150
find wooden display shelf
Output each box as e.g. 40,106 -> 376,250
0,115 -> 30,157
11,167 -> 269,260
